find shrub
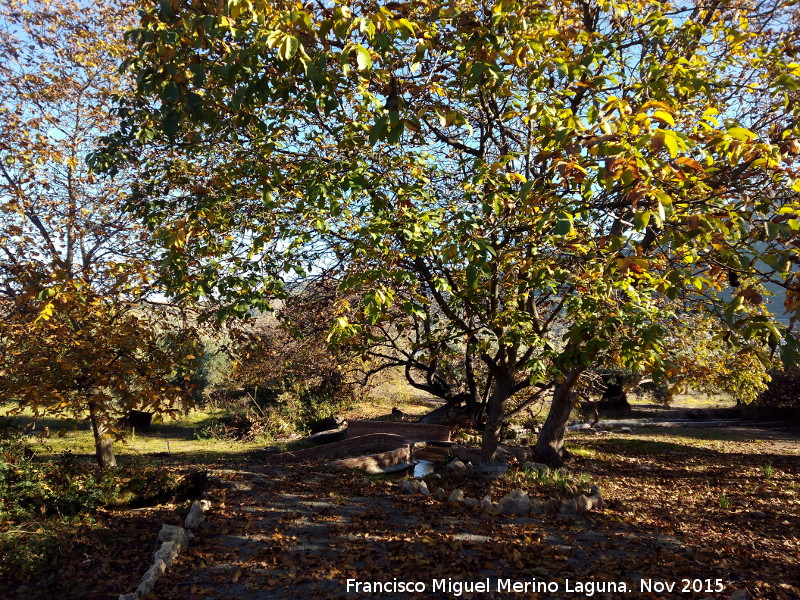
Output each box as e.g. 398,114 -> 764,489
752,367 -> 800,417
0,419 -> 180,520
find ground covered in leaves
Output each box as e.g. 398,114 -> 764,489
2,425 -> 799,600
157,426 -> 798,600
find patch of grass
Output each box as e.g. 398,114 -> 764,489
1,422 -> 182,521
762,463 -> 775,479
0,403 -> 268,461
597,435 -> 694,454
569,447 -> 595,459
510,465 -> 592,497
667,393 -> 737,409
718,492 -> 731,509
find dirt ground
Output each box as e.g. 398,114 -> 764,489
140,423 -> 800,600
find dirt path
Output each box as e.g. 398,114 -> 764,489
150,426 -> 800,600
154,468 -> 688,600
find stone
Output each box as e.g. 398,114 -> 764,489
307,428 -> 347,445
434,487 -> 448,501
521,462 -> 550,476
559,498 -> 579,517
619,426 -> 632,433
498,488 -> 533,516
730,590 -> 750,600
463,497 -> 480,508
400,479 -> 430,496
119,594 -> 138,600
448,489 -> 465,503
158,524 -> 191,552
399,479 -> 416,494
184,500 -> 210,530
153,541 -> 179,566
425,473 -> 442,485
308,415 -> 342,434
545,498 -> 561,514
480,495 -> 496,513
588,486 -> 604,509
135,559 -> 166,597
529,498 -> 543,515
748,510 -> 767,519
446,459 -> 469,476
576,495 -> 592,513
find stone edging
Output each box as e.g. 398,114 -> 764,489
118,499 -> 210,600
398,476 -> 603,518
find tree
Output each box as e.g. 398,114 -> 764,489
100,0 -> 800,465
0,0 -> 200,468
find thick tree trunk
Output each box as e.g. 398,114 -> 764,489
88,400 -> 116,469
480,374 -> 513,465
534,368 -> 584,467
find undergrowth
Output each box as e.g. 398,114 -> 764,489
0,418 -> 181,576
507,464 -> 593,497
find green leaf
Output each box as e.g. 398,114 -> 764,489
634,211 -> 651,230
466,264 -> 479,290
369,116 -> 388,145
553,216 -> 573,236
355,45 -> 371,71
278,35 -> 299,61
161,82 -> 179,104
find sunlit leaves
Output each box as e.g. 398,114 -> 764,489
0,0 -> 203,464
105,0 -> 800,462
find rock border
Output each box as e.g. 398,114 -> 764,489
397,477 -> 604,519
118,499 -> 211,600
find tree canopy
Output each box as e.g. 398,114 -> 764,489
99,0 -> 800,464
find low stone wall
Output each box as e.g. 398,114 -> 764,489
117,499 -> 210,600
329,444 -> 413,474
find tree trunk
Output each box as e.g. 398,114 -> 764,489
479,373 -> 513,465
534,367 -> 584,467
88,400 -> 116,469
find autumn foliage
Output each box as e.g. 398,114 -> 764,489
0,0 -> 202,468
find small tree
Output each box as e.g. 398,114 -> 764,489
0,0 -> 201,468
101,0 -> 800,464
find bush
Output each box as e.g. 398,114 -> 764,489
193,381 -> 356,442
0,419 -> 180,520
751,367 -> 800,418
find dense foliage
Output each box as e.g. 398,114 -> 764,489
99,0 -> 800,463
0,0 -> 208,467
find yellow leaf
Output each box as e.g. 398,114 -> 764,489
652,110 -> 675,127
640,100 -> 674,114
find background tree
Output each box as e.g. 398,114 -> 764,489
101,0 -> 800,465
0,0 -> 201,468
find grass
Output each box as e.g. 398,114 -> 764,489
510,464 -> 593,497
666,392 -> 737,410
1,403 -> 269,462
0,379 -> 441,466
